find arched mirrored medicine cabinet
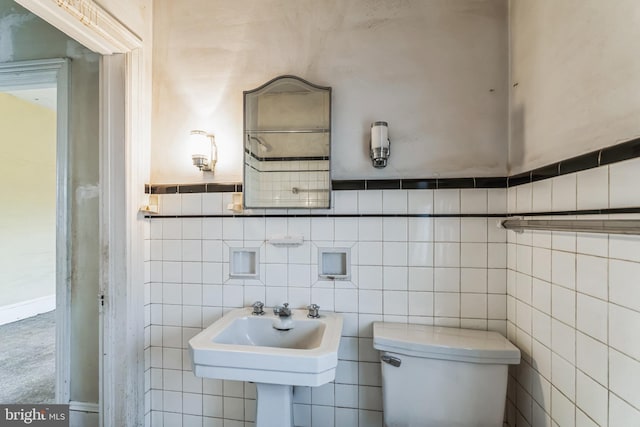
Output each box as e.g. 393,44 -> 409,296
243,75 -> 331,209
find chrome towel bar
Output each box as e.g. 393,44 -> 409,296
501,219 -> 640,235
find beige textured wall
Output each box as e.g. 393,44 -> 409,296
0,93 -> 56,307
98,0 -> 153,189
152,0 -> 508,184
509,0 -> 640,174
97,0 -> 149,40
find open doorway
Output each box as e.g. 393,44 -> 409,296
0,58 -> 70,406
0,82 -> 58,403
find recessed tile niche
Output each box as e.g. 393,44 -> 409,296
229,247 -> 260,279
318,247 -> 351,280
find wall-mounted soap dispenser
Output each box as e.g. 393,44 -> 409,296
318,247 -> 351,280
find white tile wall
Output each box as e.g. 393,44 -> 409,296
144,188 -> 507,426
505,163 -> 640,427
145,165 -> 640,427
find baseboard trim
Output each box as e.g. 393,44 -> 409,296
69,404 -> 99,427
69,401 -> 99,413
0,295 -> 55,326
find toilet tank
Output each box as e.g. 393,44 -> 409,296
373,322 -> 520,427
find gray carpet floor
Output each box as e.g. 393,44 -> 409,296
0,310 -> 55,404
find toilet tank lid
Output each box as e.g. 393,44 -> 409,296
373,322 -> 520,365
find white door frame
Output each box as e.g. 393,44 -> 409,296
0,58 -> 71,404
14,1 -> 147,426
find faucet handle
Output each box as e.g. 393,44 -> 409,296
307,304 -> 320,318
252,301 -> 265,315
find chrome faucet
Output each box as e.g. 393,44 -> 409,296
273,303 -> 291,318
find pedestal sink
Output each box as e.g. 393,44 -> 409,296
188,305 -> 343,427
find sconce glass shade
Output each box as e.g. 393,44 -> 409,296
189,130 -> 217,172
370,121 -> 390,168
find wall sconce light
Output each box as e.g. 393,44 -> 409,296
370,121 -> 390,168
189,130 -> 217,172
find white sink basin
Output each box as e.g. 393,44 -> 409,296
189,306 -> 343,387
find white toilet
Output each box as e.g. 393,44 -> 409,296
373,322 -> 520,427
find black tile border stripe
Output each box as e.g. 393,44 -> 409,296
332,180 -> 365,190
366,179 -> 401,190
559,151 -> 599,175
149,177 -> 510,194
436,178 -> 475,189
150,185 -> 178,194
511,136 -> 640,187
507,172 -> 530,187
144,207 -> 640,219
531,164 -> 558,183
150,183 -> 243,194
600,138 -> 640,165
146,137 -> 640,194
145,213 -> 510,219
474,177 -> 508,188
207,183 -> 238,193
401,179 -> 437,189
179,184 -> 206,193
330,178 -> 508,191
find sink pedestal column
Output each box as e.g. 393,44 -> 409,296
255,383 -> 294,427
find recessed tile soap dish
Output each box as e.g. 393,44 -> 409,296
318,247 -> 351,280
229,247 -> 260,278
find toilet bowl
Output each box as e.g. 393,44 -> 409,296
373,322 -> 520,427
